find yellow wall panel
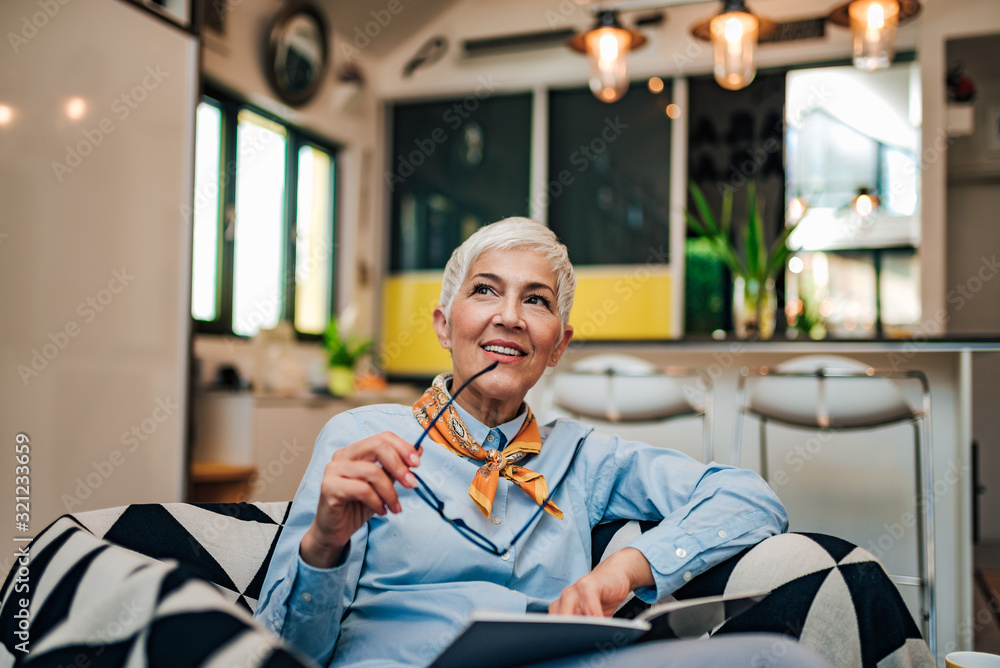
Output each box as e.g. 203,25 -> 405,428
569,266 -> 674,340
379,273 -> 451,376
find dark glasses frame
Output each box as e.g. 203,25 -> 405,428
410,361 -> 586,556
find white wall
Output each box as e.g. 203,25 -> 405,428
0,0 -> 197,557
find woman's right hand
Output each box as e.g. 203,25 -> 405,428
300,432 -> 422,569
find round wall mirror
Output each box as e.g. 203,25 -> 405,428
266,4 -> 329,107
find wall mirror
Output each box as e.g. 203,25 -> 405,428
266,4 -> 329,107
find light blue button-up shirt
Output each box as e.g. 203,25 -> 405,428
254,403 -> 787,668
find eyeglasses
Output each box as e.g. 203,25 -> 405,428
410,361 -> 585,556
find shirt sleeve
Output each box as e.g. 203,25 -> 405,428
590,435 -> 788,602
253,412 -> 369,667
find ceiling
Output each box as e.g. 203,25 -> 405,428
310,0 -> 877,59
315,0 -> 461,57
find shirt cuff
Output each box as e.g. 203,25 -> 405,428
288,540 -> 353,614
628,509 -> 770,602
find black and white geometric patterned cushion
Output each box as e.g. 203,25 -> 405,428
0,513 -> 311,668
70,502 -> 290,614
593,522 -> 935,668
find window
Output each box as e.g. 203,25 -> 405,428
190,94 -> 337,338
388,93 -> 532,272
548,82 -> 672,265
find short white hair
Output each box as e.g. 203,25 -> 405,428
439,217 -> 576,327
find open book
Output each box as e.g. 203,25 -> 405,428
429,591 -> 766,668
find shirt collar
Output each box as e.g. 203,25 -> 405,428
444,380 -> 527,447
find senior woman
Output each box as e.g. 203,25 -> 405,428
255,218 -> 830,668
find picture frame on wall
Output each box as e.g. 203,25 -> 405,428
128,0 -> 193,31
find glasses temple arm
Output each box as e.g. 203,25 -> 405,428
413,361 -> 499,450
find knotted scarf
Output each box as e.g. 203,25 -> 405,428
412,374 -> 563,520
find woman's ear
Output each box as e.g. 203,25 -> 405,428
548,325 -> 574,367
432,306 -> 452,350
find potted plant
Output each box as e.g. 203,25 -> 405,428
323,318 -> 374,396
685,181 -> 800,339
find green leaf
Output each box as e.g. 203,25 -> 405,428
324,318 -> 374,369
720,187 -> 733,238
688,182 -> 719,236
685,210 -> 709,237
685,179 -> 794,283
707,235 -> 746,277
764,220 -> 801,280
744,182 -> 762,280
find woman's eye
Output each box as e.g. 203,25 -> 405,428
526,295 -> 551,307
473,283 -> 492,295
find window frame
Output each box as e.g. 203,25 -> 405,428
192,86 -> 339,341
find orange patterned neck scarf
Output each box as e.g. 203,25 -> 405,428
412,374 -> 563,520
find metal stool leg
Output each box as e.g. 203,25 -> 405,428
759,416 -> 769,482
702,385 -> 714,464
916,412 -> 936,658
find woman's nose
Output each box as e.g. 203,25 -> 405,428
493,297 -> 524,329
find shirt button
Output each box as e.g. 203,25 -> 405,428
501,552 -> 510,561
486,433 -> 494,441
492,517 -> 502,525
301,592 -> 312,603
273,620 -> 281,631
675,547 -> 687,559
718,529 -> 728,538
683,571 -> 693,582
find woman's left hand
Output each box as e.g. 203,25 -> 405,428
548,547 -> 653,617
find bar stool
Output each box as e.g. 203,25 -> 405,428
540,354 -> 714,463
731,354 -> 935,656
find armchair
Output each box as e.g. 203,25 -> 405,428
1,502 -> 933,668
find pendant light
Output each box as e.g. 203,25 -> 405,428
828,0 -> 920,73
691,1 -> 774,92
709,0 -> 760,90
569,10 -> 647,104
851,0 -> 898,71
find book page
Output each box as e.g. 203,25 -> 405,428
638,592 -> 768,641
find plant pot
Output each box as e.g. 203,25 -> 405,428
733,276 -> 777,340
328,365 -> 355,397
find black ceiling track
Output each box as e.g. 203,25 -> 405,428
463,28 -> 578,57
761,17 -> 827,44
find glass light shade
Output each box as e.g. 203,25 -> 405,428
848,0 -> 899,72
710,11 -> 759,91
585,26 -> 631,103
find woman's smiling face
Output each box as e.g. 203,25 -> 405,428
433,248 -> 573,426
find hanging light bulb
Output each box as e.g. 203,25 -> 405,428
848,0 -> 899,71
853,188 -> 879,218
828,0 -> 919,73
851,187 -> 879,233
569,11 -> 646,104
709,0 -> 759,90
